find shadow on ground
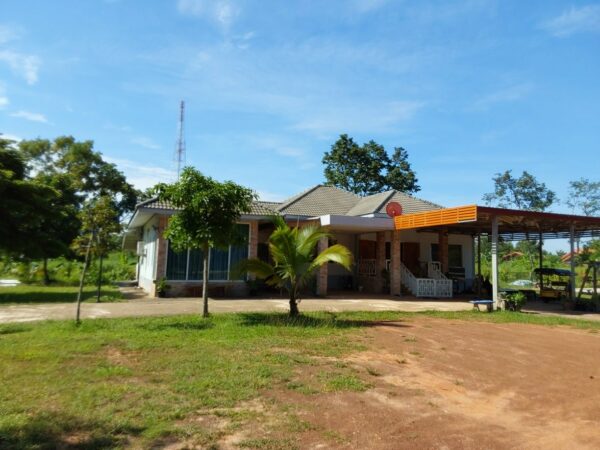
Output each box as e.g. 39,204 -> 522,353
0,411 -> 142,450
237,312 -> 411,329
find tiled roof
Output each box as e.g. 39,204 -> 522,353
138,198 -> 280,216
276,185 -> 360,216
378,191 -> 442,214
135,188 -> 442,219
346,191 -> 395,216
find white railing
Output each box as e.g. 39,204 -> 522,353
400,261 -> 417,294
428,261 -> 447,280
358,259 -> 377,277
401,262 -> 453,298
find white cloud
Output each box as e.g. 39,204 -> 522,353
0,96 -> 8,108
131,136 -> 161,150
0,50 -> 40,84
10,110 -> 48,123
471,83 -> 533,110
292,100 -> 424,135
0,24 -> 21,44
255,190 -> 286,202
105,156 -> 176,189
541,4 -> 600,37
0,133 -> 22,142
177,0 -> 240,28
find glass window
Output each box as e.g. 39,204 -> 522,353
188,248 -> 205,281
166,244 -> 187,280
431,244 -> 463,267
449,244 -> 463,267
165,224 -> 250,281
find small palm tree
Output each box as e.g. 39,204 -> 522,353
239,217 -> 353,316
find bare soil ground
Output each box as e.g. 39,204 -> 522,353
224,318 -> 600,449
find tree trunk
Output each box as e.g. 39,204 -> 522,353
202,242 -> 210,318
289,289 -> 299,317
75,232 -> 94,324
43,258 -> 50,285
96,253 -> 104,303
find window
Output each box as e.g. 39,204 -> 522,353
430,244 -> 463,267
165,224 -> 250,281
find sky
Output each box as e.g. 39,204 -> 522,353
1,0 -> 599,213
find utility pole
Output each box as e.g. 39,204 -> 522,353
175,100 -> 186,179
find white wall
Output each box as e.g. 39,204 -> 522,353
138,216 -> 158,293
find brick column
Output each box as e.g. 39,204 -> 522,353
316,237 -> 328,296
390,231 -> 401,296
438,228 -> 449,274
375,231 -> 388,293
153,216 -> 169,297
248,220 -> 259,280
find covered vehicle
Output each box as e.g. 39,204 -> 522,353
533,268 -> 572,302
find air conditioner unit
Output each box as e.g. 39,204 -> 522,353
136,241 -> 145,257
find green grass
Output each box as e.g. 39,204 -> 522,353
0,285 -> 122,304
1,310 -> 599,448
0,313 -> 366,449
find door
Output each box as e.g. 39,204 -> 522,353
401,242 -> 420,276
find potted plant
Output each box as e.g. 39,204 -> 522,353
156,277 -> 170,298
504,291 -> 526,312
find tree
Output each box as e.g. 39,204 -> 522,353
14,136 -> 137,283
567,178 -> 600,217
483,170 -> 556,211
322,134 -> 420,196
0,138 -> 61,267
156,167 -> 256,317
238,217 -> 353,316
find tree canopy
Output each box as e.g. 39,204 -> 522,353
482,170 -> 556,211
567,178 -> 600,217
322,134 -> 420,196
156,167 -> 256,316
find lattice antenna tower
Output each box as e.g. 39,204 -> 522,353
174,100 -> 186,179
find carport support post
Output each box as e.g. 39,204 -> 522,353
491,216 -> 500,310
538,230 -> 544,291
390,231 -> 402,296
569,223 -> 576,301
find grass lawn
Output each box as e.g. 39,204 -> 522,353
1,310 -> 599,449
0,285 -> 122,305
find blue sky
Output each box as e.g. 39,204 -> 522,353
1,0 -> 599,210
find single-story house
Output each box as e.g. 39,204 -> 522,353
123,185 -> 474,298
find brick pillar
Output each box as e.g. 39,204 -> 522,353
375,231 -> 387,293
316,237 -> 328,296
390,231 -> 401,296
438,228 -> 449,274
153,216 -> 169,297
248,221 -> 259,280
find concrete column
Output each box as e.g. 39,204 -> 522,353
570,223 -> 576,301
438,228 -> 449,273
375,231 -> 387,293
153,216 -> 169,297
491,216 -> 500,309
390,231 -> 401,296
316,237 -> 328,296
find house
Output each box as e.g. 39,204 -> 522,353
124,184 -> 475,298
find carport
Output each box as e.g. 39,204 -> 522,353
393,205 -> 600,309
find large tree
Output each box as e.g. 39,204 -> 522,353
239,217 -> 353,316
483,170 -> 556,211
14,136 -> 137,283
0,138 -> 59,262
156,167 -> 256,317
567,178 -> 600,217
322,134 -> 420,196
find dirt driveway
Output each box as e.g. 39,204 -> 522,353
242,318 -> 600,449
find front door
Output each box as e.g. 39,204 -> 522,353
401,242 -> 420,276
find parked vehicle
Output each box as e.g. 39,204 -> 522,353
533,268 -> 572,303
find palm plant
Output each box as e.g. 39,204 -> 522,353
238,217 -> 353,316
